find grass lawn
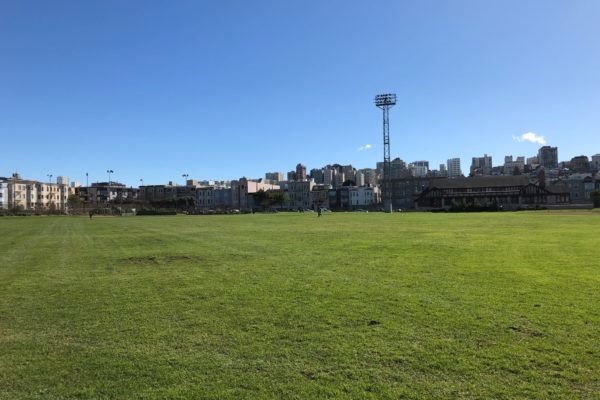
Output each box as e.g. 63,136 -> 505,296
0,211 -> 598,399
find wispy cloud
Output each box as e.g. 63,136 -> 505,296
358,144 -> 373,151
512,132 -> 546,145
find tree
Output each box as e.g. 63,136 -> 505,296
254,189 -> 271,210
269,191 -> 288,209
67,194 -> 83,210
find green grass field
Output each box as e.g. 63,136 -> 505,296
1,212 -> 598,399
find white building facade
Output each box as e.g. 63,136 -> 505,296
447,158 -> 462,178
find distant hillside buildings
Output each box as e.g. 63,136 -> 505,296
2,145 -> 599,213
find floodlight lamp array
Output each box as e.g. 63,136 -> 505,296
374,93 -> 397,107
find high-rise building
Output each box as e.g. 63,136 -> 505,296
439,164 -> 447,177
341,165 -> 355,183
410,161 -> 429,177
355,170 -> 365,186
569,156 -> 590,173
470,154 -> 492,175
504,156 -> 525,175
527,156 -> 539,166
323,168 -> 334,187
359,168 -> 378,186
538,146 -> 558,169
56,176 -> 69,185
333,170 -> 345,188
287,171 -> 296,181
265,172 -> 283,183
447,158 -> 462,178
295,163 -> 307,181
309,168 -> 324,184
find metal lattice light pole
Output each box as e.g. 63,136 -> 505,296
107,170 -> 114,185
375,93 -> 396,213
182,174 -> 189,185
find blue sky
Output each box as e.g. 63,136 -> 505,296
1,0 -> 599,185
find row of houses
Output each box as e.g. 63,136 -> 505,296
134,177 -> 380,211
3,172 -> 598,213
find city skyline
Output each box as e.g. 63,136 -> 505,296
2,1 -> 600,185
3,144 -> 598,187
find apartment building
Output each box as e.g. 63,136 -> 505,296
310,184 -> 330,209
77,182 -> 138,204
447,158 -> 462,178
231,178 -> 280,210
286,179 -> 315,209
471,154 -> 492,176
409,161 -> 429,178
538,146 -> 558,169
1,174 -> 71,211
0,180 -> 8,209
349,186 -> 379,208
504,156 -> 525,175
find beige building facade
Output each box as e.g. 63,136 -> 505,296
1,174 -> 71,211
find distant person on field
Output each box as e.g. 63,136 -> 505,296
89,211 -> 93,219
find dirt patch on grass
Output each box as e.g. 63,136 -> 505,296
508,324 -> 544,338
121,255 -> 205,266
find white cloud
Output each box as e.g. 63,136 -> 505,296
358,144 -> 373,151
513,132 -> 546,145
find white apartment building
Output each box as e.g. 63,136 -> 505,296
447,158 -> 462,178
0,180 -> 8,209
349,186 -> 380,208
410,161 -> 429,177
355,170 -> 365,186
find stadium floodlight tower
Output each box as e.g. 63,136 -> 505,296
375,93 -> 396,213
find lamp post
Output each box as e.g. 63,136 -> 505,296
107,170 -> 114,185
139,178 -> 144,186
47,174 -> 53,184
85,172 -> 89,187
182,174 -> 189,185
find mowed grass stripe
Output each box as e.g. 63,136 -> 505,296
0,212 -> 598,399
